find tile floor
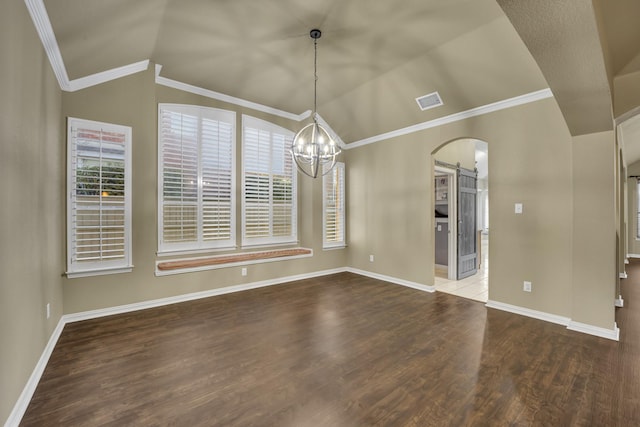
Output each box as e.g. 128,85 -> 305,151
434,234 -> 488,302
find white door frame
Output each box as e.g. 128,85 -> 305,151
435,165 -> 457,280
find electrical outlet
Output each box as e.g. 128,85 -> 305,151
46,303 -> 51,319
523,281 -> 532,292
369,255 -> 374,262
241,267 -> 247,276
515,203 -> 523,214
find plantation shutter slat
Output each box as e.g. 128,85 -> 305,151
158,104 -> 235,253
242,115 -> 296,246
161,110 -> 198,245
67,118 -> 132,276
202,118 -> 233,242
323,162 -> 345,247
272,133 -> 294,238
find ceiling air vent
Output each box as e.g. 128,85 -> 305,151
415,91 -> 443,111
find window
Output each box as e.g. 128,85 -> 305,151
158,104 -> 235,254
323,162 -> 346,248
67,118 -> 132,277
242,115 -> 297,247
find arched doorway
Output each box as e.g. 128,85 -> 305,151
432,138 -> 489,302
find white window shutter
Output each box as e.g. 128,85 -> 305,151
242,115 -> 296,247
160,109 -> 199,246
67,118 -> 132,277
323,162 -> 345,248
158,104 -> 236,253
201,118 -> 234,242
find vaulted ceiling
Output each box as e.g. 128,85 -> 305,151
35,0 -> 640,148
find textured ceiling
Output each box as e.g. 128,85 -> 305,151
592,0 -> 640,164
39,0 -> 638,144
497,0 -> 613,137
594,0 -> 640,77
43,0 -> 549,143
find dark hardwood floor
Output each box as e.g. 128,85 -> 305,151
21,269 -> 640,426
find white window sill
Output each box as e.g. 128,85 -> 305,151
66,266 -> 134,279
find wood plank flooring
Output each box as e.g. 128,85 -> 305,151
20,270 -> 640,426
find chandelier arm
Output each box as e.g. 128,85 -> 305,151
322,156 -> 337,176
292,151 -> 317,178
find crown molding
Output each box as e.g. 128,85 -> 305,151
24,0 -> 70,90
615,104 -> 640,126
346,88 -> 554,149
25,0 -> 150,92
68,60 -> 150,91
316,113 -> 345,148
155,64 -> 305,122
154,65 -> 345,148
26,0 -> 543,150
23,0 -> 318,126
25,0 -> 344,142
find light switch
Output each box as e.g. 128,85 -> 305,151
515,203 -> 523,214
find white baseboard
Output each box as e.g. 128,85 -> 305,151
620,271 -> 628,279
485,300 -> 571,326
615,296 -> 624,308
627,253 -> 640,259
567,321 -> 620,341
8,268 -> 621,426
4,318 -> 66,427
625,258 -> 630,265
5,267 -> 348,427
66,267 -> 347,323
6,265 -> 443,426
345,267 -> 435,293
486,300 -> 620,341
67,267 -> 435,324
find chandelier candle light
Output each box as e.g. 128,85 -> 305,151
291,29 -> 341,178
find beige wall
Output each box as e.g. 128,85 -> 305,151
433,137 -> 477,170
614,71 -> 640,118
0,2 -> 64,423
2,5 -> 623,422
571,131 -> 617,329
61,66 -> 346,314
347,98 -> 592,322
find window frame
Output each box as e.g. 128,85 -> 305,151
241,115 -> 297,248
66,117 -> 133,278
157,104 -> 236,255
323,161 -> 346,249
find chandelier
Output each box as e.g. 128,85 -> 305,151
291,29 -> 341,178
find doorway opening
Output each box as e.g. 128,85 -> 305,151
432,139 -> 489,302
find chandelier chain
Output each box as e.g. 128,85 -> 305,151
314,37 -> 318,120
